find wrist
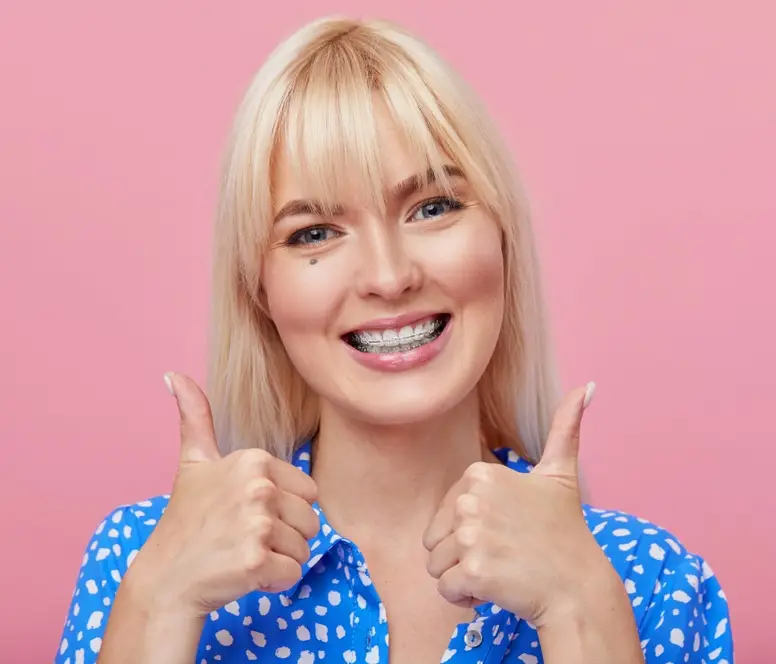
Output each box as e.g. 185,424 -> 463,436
537,550 -> 626,630
100,555 -> 206,664
121,549 -> 201,620
535,560 -> 642,664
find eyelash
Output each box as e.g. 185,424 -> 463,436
285,225 -> 341,247
410,196 -> 465,222
284,196 -> 465,247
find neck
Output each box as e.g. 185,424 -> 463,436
311,390 -> 491,548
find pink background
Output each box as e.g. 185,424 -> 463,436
1,1 -> 773,661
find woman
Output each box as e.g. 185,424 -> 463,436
56,16 -> 733,664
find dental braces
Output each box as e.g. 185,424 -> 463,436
354,318 -> 444,348
351,318 -> 446,353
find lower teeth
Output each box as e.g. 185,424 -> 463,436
358,337 -> 432,354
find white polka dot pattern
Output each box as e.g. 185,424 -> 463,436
55,444 -> 733,663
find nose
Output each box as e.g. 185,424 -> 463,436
355,225 -> 422,300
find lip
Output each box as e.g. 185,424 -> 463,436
344,310 -> 447,334
342,315 -> 453,372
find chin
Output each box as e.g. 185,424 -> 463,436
342,390 -> 470,427
330,367 -> 480,427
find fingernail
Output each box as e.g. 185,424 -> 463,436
163,372 -> 176,396
583,381 -> 596,409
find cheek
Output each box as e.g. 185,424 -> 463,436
424,217 -> 504,312
262,253 -> 345,341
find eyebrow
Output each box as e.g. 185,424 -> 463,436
272,164 -> 466,224
273,199 -> 340,224
390,164 -> 465,201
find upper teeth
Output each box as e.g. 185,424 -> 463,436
354,319 -> 440,345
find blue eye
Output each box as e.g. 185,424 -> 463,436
410,197 -> 464,222
286,226 -> 340,246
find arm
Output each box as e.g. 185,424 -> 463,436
96,562 -> 204,664
54,501 -> 204,664
537,558 -> 644,664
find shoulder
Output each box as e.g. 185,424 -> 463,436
76,494 -> 169,577
582,505 -> 732,659
583,504 -> 690,565
56,495 -> 170,663
93,494 -> 169,542
581,503 -> 716,592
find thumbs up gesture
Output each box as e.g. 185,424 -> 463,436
131,373 -> 320,618
423,383 -> 611,627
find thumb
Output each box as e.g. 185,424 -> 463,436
534,381 -> 596,479
164,372 -> 222,464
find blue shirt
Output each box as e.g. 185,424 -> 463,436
55,442 -> 733,663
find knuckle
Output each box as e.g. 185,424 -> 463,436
464,461 -> 491,485
245,477 -> 277,504
179,408 -> 214,438
236,448 -> 272,474
455,523 -> 480,549
246,513 -> 274,542
460,552 -> 482,579
242,543 -> 269,574
454,493 -> 479,520
460,551 -> 489,594
187,398 -> 213,421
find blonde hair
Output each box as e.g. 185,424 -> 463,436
207,16 -> 562,464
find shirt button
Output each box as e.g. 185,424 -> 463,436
464,629 -> 483,648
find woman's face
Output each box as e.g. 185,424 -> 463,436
262,104 -> 505,426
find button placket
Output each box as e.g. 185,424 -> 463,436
344,543 -> 385,662
453,608 -> 519,663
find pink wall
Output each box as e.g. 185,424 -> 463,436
1,1 -> 773,661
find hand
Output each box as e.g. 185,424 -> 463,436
128,372 -> 320,618
423,382 -> 612,627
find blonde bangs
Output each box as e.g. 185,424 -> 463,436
269,28 -> 496,223
276,36 -> 382,215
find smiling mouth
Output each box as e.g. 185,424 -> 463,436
343,314 -> 451,354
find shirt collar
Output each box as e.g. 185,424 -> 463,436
284,440 -> 532,602
284,441 -> 344,600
